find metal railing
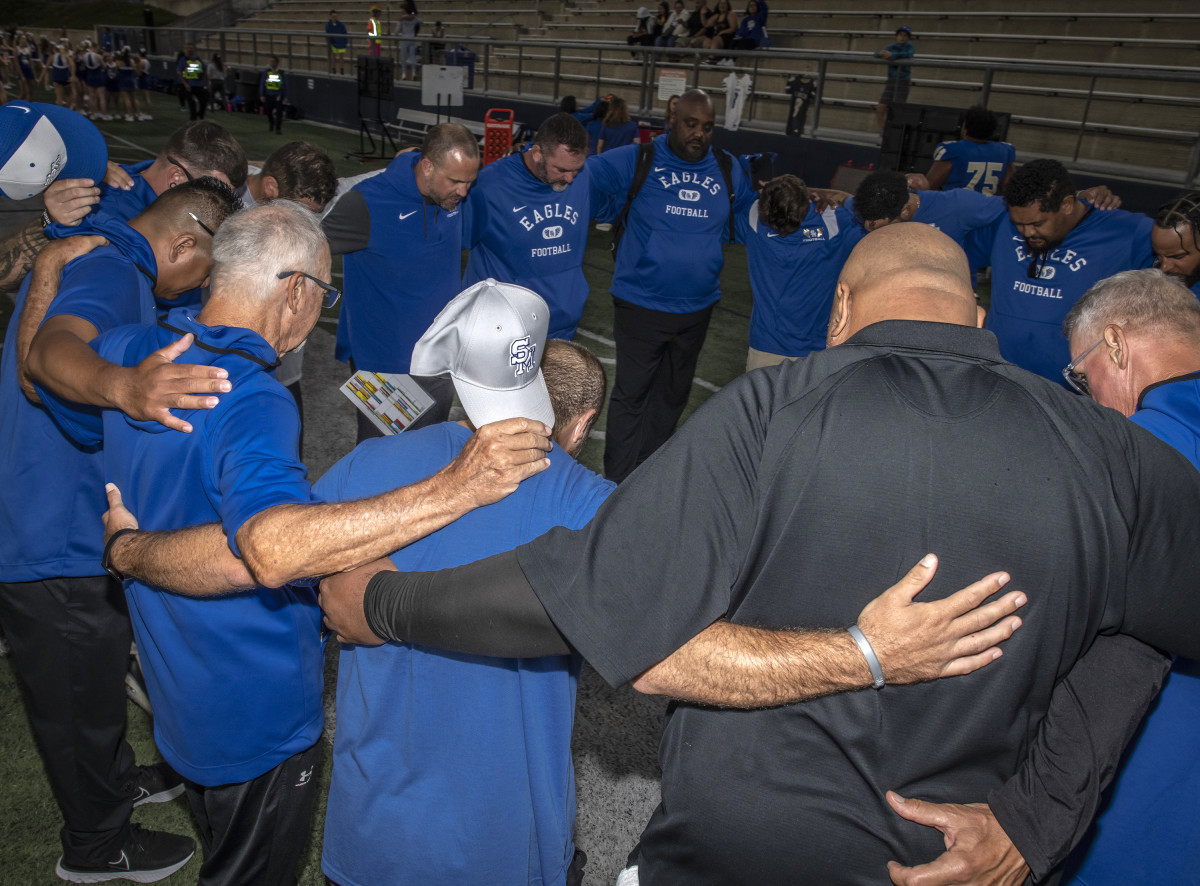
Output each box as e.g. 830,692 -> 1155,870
102,25 -> 1200,185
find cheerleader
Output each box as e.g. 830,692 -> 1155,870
116,48 -> 140,120
137,47 -> 153,118
48,41 -> 73,108
15,34 -> 34,101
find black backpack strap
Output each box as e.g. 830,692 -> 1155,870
611,141 -> 657,260
714,148 -> 736,244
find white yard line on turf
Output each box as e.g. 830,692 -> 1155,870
101,132 -> 159,158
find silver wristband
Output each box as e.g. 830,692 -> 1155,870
847,624 -> 885,690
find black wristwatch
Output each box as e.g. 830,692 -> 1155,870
102,528 -> 137,582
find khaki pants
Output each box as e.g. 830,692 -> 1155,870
745,347 -> 798,372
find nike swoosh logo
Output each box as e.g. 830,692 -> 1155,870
110,850 -> 130,871
653,167 -> 667,172
398,211 -> 416,220
766,232 -> 779,238
13,104 -> 29,113
512,205 -> 526,212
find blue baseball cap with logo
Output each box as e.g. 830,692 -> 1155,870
0,101 -> 108,200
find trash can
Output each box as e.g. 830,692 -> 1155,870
444,45 -> 476,90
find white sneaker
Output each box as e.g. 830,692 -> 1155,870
138,113 -> 153,121
124,114 -> 133,122
717,58 -> 734,66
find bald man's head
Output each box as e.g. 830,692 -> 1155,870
827,224 -> 979,347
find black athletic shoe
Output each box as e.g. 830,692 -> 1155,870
55,824 -> 195,883
123,762 -> 185,808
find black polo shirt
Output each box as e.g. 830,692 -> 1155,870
519,320 -> 1200,884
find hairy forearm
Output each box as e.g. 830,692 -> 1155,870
112,523 -> 256,594
0,218 -> 47,291
632,620 -> 870,707
238,471 -> 478,588
17,245 -> 86,382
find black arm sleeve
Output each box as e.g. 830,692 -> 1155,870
362,549 -> 574,658
320,188 -> 372,256
988,633 -> 1170,881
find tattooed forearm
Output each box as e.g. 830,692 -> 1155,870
0,219 -> 48,291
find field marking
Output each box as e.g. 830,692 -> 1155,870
102,132 -> 159,158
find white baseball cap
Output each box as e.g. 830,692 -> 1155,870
411,278 -> 554,428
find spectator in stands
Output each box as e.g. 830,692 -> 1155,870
177,42 -> 210,121
430,20 -> 447,60
874,26 -> 914,131
1153,191 -> 1200,297
925,105 -> 1015,195
677,0 -> 711,48
730,0 -> 768,52
319,288 -> 608,886
700,0 -> 737,64
628,5 -> 666,53
367,5 -> 384,57
258,55 -> 288,134
320,123 -> 480,442
657,0 -> 690,47
327,10 -> 349,74
665,93 -> 680,124
596,96 -> 639,153
739,175 -> 865,371
395,0 -> 422,80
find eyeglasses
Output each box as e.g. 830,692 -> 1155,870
277,270 -> 341,308
167,154 -> 194,183
1061,336 -> 1105,395
188,211 -> 215,238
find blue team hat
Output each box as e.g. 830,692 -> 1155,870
0,102 -> 108,200
896,25 -> 912,34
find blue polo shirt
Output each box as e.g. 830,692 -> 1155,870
1064,372 -> 1200,885
984,205 -> 1154,382
316,424 -> 614,886
462,151 -> 592,340
92,158 -> 157,223
337,152 -> 465,372
588,135 -> 753,314
736,201 -> 863,357
0,223 -> 158,581
42,308 -> 322,786
931,139 -> 1016,195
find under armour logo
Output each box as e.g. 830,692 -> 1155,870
295,767 -> 313,787
510,336 -> 536,376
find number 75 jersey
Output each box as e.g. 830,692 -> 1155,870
933,138 -> 1016,195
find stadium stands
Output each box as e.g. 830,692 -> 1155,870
128,0 -> 1200,180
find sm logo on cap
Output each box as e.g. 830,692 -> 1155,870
678,189 -> 700,202
510,336 -> 536,375
542,226 -> 563,240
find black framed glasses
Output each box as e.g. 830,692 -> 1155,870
188,211 -> 215,238
277,270 -> 341,309
167,154 -> 194,183
1061,336 -> 1105,396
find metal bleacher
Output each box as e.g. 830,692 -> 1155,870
109,0 -> 1200,184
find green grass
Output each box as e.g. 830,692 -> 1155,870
2,1 -> 178,31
